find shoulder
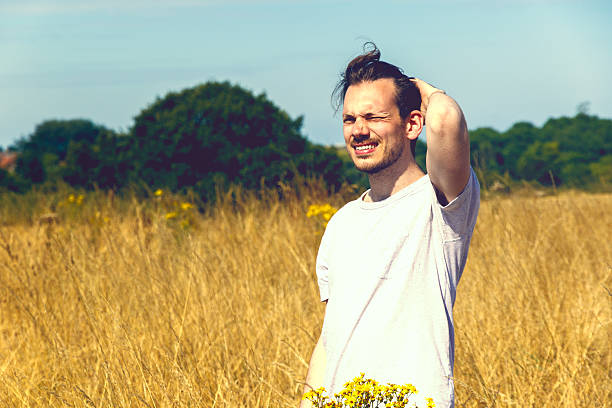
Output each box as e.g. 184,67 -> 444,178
318,195 -> 360,238
331,193 -> 364,219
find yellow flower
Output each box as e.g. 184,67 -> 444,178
154,189 -> 163,196
401,384 -> 417,395
180,202 -> 194,211
68,194 -> 75,203
165,211 -> 177,220
302,373 -> 433,408
76,194 -> 84,205
306,204 -> 318,218
307,203 -> 338,224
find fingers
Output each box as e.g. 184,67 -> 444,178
409,77 -> 427,87
410,77 -> 441,94
409,78 -> 429,114
409,77 -> 426,90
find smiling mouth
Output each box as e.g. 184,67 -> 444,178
353,142 -> 378,155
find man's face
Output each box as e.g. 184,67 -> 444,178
342,78 -> 409,174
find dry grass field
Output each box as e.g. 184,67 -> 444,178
0,186 -> 610,407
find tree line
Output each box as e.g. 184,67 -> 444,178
1,81 -> 610,197
470,114 -> 612,190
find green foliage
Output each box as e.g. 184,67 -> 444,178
127,81 -> 346,199
414,139 -> 427,173
590,155 -> 612,184
15,150 -> 46,183
6,81 -> 611,195
62,130 -> 130,189
516,140 -> 561,185
469,113 -> 611,189
14,119 -> 107,162
12,119 -> 126,188
0,168 -> 29,193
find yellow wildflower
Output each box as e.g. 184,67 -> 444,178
180,202 -> 194,211
154,189 -> 163,196
306,204 -> 318,218
307,203 -> 338,228
165,211 -> 177,220
302,373 -> 434,408
68,194 -> 75,203
91,211 -> 110,225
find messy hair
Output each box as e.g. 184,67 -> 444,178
333,42 -> 421,118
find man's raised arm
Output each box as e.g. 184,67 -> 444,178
411,78 -> 471,205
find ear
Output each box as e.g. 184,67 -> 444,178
404,110 -> 424,141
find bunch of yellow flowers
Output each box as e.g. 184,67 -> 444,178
163,201 -> 196,229
164,202 -> 194,220
54,193 -> 86,223
152,189 -> 196,228
303,374 -> 435,408
306,203 -> 338,227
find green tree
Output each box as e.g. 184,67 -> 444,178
468,113 -> 612,188
12,119 -> 117,185
469,127 -> 505,187
0,168 -> 29,192
590,155 -> 612,184
127,81 -> 346,198
516,140 -> 561,185
502,121 -> 539,179
14,119 -> 107,160
15,151 -> 45,183
62,130 -> 130,189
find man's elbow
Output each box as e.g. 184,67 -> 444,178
427,103 -> 466,140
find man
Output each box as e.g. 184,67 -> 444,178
301,44 -> 479,408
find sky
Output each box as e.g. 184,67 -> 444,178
1,0 -> 611,149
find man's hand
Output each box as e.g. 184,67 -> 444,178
410,77 -> 446,120
410,77 -> 470,205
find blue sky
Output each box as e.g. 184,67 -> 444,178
1,0 -> 611,149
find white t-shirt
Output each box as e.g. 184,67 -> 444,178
316,169 -> 480,408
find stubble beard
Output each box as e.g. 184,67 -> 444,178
353,142 -> 405,175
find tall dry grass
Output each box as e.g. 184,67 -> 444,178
0,187 -> 610,407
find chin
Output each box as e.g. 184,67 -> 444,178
352,158 -> 386,174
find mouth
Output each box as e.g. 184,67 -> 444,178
352,142 -> 378,156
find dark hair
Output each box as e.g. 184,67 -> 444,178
333,42 -> 421,120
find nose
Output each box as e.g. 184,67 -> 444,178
352,116 -> 368,137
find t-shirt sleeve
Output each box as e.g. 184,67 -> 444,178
436,167 -> 480,241
434,168 -> 481,296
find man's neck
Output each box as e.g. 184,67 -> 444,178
364,162 -> 425,202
